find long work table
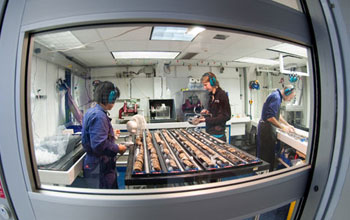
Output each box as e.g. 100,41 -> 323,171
113,117 -> 251,137
251,118 -> 309,156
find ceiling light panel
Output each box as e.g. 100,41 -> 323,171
235,57 -> 279,66
268,43 -> 307,58
151,26 -> 205,41
35,31 -> 84,50
112,51 -> 180,59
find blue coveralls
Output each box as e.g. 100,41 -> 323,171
82,104 -> 120,189
257,89 -> 282,171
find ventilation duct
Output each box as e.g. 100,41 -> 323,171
213,34 -> 229,40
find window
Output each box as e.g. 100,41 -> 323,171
28,24 -> 312,191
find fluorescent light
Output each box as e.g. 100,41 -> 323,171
235,57 -> 279,66
151,26 -> 205,41
268,43 -> 307,58
35,31 -> 84,50
279,54 -> 309,76
112,51 -> 180,59
186,27 -> 206,36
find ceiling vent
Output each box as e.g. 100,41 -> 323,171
213,34 -> 229,40
180,52 -> 198,59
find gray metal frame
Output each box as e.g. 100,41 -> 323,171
0,0 -> 347,219
321,1 -> 350,218
300,0 -> 350,219
0,0 -> 36,219
0,0 -> 7,33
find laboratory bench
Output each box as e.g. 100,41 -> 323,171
38,117 -> 259,187
124,128 -> 269,188
38,145 -> 85,186
113,116 -> 251,141
251,118 -> 309,155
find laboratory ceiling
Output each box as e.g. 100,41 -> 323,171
34,25 -> 307,69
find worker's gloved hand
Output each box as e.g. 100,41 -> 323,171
281,125 -> 295,133
281,124 -> 289,133
120,142 -> 134,148
118,144 -> 127,155
288,125 -> 296,133
198,116 -> 205,123
114,129 -> 121,138
188,115 -> 205,125
189,117 -> 200,125
200,109 -> 209,115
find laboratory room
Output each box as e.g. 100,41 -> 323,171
31,24 -> 311,190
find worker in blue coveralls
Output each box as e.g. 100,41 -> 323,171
199,72 -> 231,142
257,85 -> 296,171
82,81 -> 127,189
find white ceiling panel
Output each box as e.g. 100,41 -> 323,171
98,26 -> 152,41
248,50 -> 280,59
221,37 -> 281,60
194,29 -> 246,45
105,40 -> 190,52
65,41 -> 109,55
74,52 -> 114,66
71,29 -> 101,43
34,24 -> 309,68
184,41 -> 227,53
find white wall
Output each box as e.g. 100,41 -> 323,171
31,56 -> 90,140
72,75 -> 92,115
90,67 -> 154,122
31,56 -> 65,140
245,66 -> 269,120
245,65 -> 310,128
91,65 -> 242,122
31,59 -> 310,136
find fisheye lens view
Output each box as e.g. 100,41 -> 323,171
29,24 -> 311,190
